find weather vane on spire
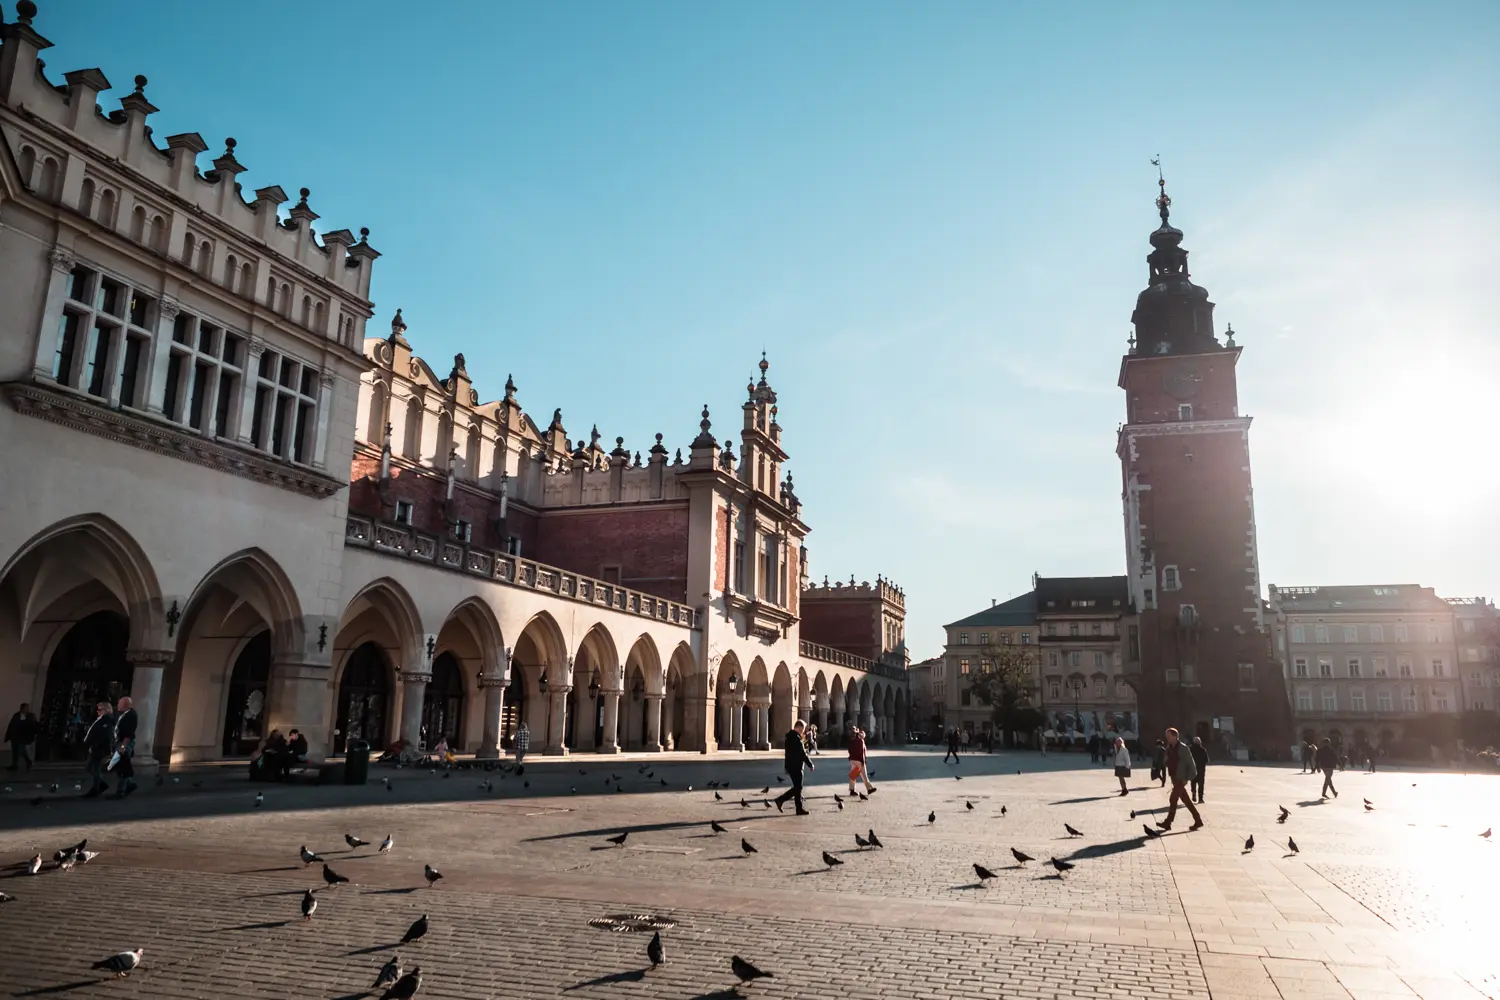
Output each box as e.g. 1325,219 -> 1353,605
1151,155 -> 1171,223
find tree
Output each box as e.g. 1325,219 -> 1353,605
965,642 -> 1044,749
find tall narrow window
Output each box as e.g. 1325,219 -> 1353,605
50,264 -> 156,403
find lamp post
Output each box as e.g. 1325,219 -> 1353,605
1072,679 -> 1083,743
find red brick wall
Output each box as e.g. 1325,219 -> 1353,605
533,505 -> 690,603
800,597 -> 879,661
1124,352 -> 1242,424
713,500 -> 728,592
347,452 -> 536,552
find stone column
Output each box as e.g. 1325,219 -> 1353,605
475,674 -> 507,759
266,658 -> 333,764
754,703 -> 772,751
125,649 -> 171,773
816,704 -> 829,734
544,685 -> 572,755
399,669 -> 430,750
31,245 -> 76,380
599,690 -> 622,753
644,694 -> 664,752
731,698 -> 746,751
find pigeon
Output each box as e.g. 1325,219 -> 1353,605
570,786 -> 577,795
1049,857 -> 1075,875
254,791 -> 264,808
1143,825 -> 1161,839
710,821 -> 727,834
1287,837 -> 1299,854
928,811 -> 936,824
346,834 -> 369,850
1010,847 -> 1033,865
647,930 -> 664,968
1000,805 -> 1007,816
854,833 -> 869,848
1482,829 -> 1492,839
822,851 -> 844,868
91,949 -> 144,978
836,799 -> 844,811
423,864 -> 443,887
1064,824 -> 1082,837
1130,810 -> 1137,820
1363,798 -> 1373,807
48,782 -> 58,793
154,774 -> 164,787
646,771 -> 654,779
57,838 -> 87,861
1243,834 -> 1255,851
763,800 -> 772,809
57,854 -> 78,872
579,769 -> 587,776
974,863 -> 998,882
740,798 -> 749,808
858,792 -> 868,801
441,771 -> 450,780
966,801 -> 974,811
300,845 -> 322,866
1277,806 -> 1290,824
954,775 -> 962,781
322,863 -> 350,886
379,834 -> 394,854
401,914 -> 429,943
380,966 -> 423,1000
660,779 -> 668,787
760,787 -> 769,794
373,955 -> 402,990
301,889 -> 317,920
833,794 -> 843,806
26,853 -> 42,875
1364,802 -> 1374,812
731,956 -> 773,984
388,782 -> 396,793
741,838 -> 757,855
714,791 -> 723,801
481,779 -> 492,793
0,891 -> 14,903
606,832 -> 628,847
77,849 -> 100,865
867,829 -> 883,848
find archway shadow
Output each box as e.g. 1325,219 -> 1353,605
563,969 -> 647,991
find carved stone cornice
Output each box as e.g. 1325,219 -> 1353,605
399,672 -> 432,686
127,649 -> 175,667
48,245 -> 76,274
478,675 -> 508,689
4,380 -> 346,501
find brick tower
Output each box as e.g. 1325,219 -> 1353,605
1117,173 -> 1291,757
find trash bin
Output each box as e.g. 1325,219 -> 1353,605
344,739 -> 371,785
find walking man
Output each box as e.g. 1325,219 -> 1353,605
513,721 -> 530,772
943,728 -> 960,764
110,695 -> 139,799
1189,736 -> 1208,803
1155,727 -> 1203,831
1316,737 -> 1339,799
774,720 -> 814,815
847,725 -> 876,796
83,701 -> 114,797
5,702 -> 39,772
1087,731 -> 1100,764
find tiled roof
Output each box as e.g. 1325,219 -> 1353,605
946,590 -> 1036,628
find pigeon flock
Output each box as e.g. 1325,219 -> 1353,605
4,752 -> 1493,996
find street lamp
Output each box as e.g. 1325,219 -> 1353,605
1072,679 -> 1083,739
588,671 -> 600,700
728,672 -> 739,695
539,672 -> 549,694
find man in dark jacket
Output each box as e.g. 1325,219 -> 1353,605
83,701 -> 115,797
1156,727 -> 1203,831
1189,736 -> 1209,803
5,703 -> 40,772
944,728 -> 960,764
773,720 -> 814,815
111,696 -> 139,799
1316,737 -> 1339,799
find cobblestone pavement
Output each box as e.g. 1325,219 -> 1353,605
0,751 -> 1495,999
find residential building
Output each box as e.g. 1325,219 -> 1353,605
940,592 -> 1038,736
1449,597 -> 1499,714
0,6 -> 905,768
1268,584 -> 1461,752
1116,175 -> 1290,756
1034,575 -> 1139,740
906,656 -> 939,738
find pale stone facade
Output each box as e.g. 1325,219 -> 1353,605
0,6 -> 906,770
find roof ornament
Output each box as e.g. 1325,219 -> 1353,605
549,407 -> 563,430
1224,323 -> 1236,347
296,186 -> 310,207
589,424 -> 601,448
1127,331 -> 1137,353
503,373 -> 516,400
388,308 -> 408,346
133,74 -> 148,96
692,404 -> 716,447
15,0 -> 37,24
1151,154 -> 1170,224
758,350 -> 770,386
359,227 -> 370,244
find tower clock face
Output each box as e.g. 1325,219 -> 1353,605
1164,365 -> 1202,400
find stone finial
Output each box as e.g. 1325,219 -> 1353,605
650,431 -> 667,456
451,352 -> 468,379
16,1 -> 36,25
549,408 -> 562,430
674,448 -> 682,464
359,227 -> 370,243
634,451 -> 642,466
692,404 -> 716,448
504,374 -> 516,399
1225,323 -> 1237,347
133,74 -> 147,94
388,308 -> 409,346
589,424 -> 601,447
297,187 -> 310,206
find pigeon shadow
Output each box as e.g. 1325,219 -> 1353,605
563,969 -> 648,990
361,887 -> 419,895
1048,795 -> 1124,805
330,992 -> 375,1000
232,865 -> 303,874
344,943 -> 399,957
217,920 -> 291,931
237,889 -> 307,899
791,868 -> 830,877
688,990 -> 743,1000
1064,837 -> 1145,861
13,979 -> 100,996
525,820 -> 718,843
710,855 -> 746,862
951,882 -> 987,891
1295,800 -> 1326,807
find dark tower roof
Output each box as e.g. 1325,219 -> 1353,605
1130,172 -> 1221,357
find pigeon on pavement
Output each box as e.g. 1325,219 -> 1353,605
710,821 -> 727,834
822,851 -> 844,868
966,801 -> 974,811
301,889 -> 317,920
1277,806 -> 1290,824
0,891 -> 14,903
928,811 -> 936,824
322,863 -> 350,887
379,834 -> 394,854
1049,857 -> 1075,875
606,832 -> 628,847
1287,837 -> 1299,854
854,833 -> 869,849
1000,805 -> 1007,816
714,792 -> 723,801
741,838 -> 757,855
254,791 -> 264,808
647,930 -> 664,968
1010,847 -> 1033,865
423,864 -> 442,887
731,956 -> 773,984
974,863 -> 998,883
1144,825 -> 1162,839
1364,802 -> 1374,812
91,949 -> 144,978
373,955 -> 402,990
26,853 -> 41,875
1244,835 -> 1255,852
380,966 -> 422,1000
867,829 -> 883,848
1482,828 -> 1492,839
1064,824 -> 1082,837
300,845 -> 322,867
346,834 -> 369,849
401,914 -> 429,943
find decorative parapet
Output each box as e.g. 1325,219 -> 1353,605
799,639 -> 907,682
802,575 -> 906,610
345,515 -> 698,630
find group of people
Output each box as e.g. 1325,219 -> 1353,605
247,728 -> 309,782
772,719 -> 877,814
5,697 -> 141,798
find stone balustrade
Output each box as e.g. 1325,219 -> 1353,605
799,639 -> 907,681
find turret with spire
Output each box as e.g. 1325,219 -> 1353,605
739,352 -> 789,499
1130,162 -> 1220,357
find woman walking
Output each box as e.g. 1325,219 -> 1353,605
1112,736 -> 1132,795
847,726 -> 876,795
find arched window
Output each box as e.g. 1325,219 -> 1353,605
300,296 -> 312,326
224,253 -> 238,288
181,231 -> 195,264
265,275 -> 276,307
97,189 -> 116,228
39,156 -> 59,198
150,214 -> 167,253
402,397 -> 423,459
78,178 -> 95,216
198,240 -> 212,277
366,381 -> 387,444
312,301 -> 325,333
239,262 -> 253,296
131,206 -> 147,241
279,283 -> 291,316
466,425 -> 482,479
433,413 -> 452,467
17,146 -> 35,188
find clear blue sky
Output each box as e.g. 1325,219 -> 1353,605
49,1 -> 1500,657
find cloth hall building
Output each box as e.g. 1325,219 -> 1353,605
0,4 -> 909,772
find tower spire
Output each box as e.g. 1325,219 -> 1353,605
1151,155 -> 1171,225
